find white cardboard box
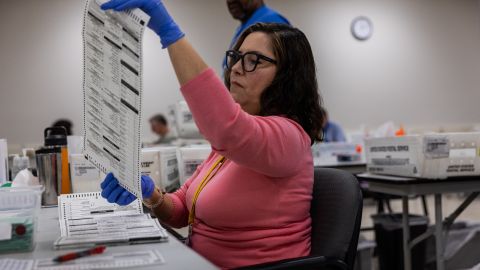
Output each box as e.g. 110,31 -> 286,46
173,101 -> 202,139
365,132 -> 480,179
141,147 -> 179,192
177,145 -> 211,185
70,154 -> 102,193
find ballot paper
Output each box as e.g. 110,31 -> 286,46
0,250 -> 165,270
54,193 -> 168,250
34,250 -> 165,270
82,0 -> 150,198
0,259 -> 33,270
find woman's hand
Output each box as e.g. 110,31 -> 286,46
100,0 -> 184,48
100,173 -> 155,205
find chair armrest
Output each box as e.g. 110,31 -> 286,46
233,256 -> 348,270
159,221 -> 188,244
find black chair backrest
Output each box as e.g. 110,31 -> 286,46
310,168 -> 363,269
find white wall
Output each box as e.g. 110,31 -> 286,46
270,0 -> 480,129
0,0 -> 236,149
0,0 -> 479,150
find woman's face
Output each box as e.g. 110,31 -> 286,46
229,32 -> 277,115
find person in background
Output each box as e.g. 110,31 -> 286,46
52,119 -> 73,136
149,114 -> 174,145
224,0 -> 290,68
99,0 -> 324,268
321,108 -> 346,142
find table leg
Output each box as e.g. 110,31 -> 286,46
377,198 -> 385,213
421,195 -> 429,216
435,194 -> 445,270
402,196 -> 412,270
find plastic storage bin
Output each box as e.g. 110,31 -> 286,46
0,186 -> 42,254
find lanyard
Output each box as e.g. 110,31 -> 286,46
188,156 -> 226,226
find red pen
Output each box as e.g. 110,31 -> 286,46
53,246 -> 106,263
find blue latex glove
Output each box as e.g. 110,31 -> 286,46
100,0 -> 185,48
100,173 -> 155,205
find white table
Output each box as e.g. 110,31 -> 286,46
1,207 -> 218,270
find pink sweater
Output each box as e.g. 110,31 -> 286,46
166,68 -> 313,269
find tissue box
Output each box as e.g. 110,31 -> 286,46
141,147 -> 179,192
0,186 -> 42,254
365,132 -> 480,179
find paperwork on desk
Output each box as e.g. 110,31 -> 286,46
36,250 -> 165,270
82,0 -> 150,198
54,192 -> 168,250
0,259 -> 33,270
0,250 -> 165,270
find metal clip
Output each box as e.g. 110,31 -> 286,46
185,224 -> 193,246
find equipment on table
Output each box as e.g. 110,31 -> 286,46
365,132 -> 480,179
35,127 -> 71,205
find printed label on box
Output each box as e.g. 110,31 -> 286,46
424,136 -> 449,159
185,160 -> 203,177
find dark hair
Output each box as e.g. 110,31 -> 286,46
224,23 -> 325,143
52,119 -> 73,136
149,114 -> 168,126
320,107 -> 329,122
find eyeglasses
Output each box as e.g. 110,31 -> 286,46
225,50 -> 277,72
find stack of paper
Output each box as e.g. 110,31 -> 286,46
54,192 -> 168,250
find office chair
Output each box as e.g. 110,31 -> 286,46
236,168 -> 363,270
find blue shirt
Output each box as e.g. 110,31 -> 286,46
223,5 -> 290,69
323,121 -> 347,143
230,5 -> 290,49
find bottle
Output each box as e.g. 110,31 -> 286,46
11,156 -> 21,180
11,156 -> 30,180
22,148 -> 37,170
35,127 -> 71,205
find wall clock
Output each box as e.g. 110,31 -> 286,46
351,16 -> 373,41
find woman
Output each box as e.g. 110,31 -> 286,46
100,0 -> 325,268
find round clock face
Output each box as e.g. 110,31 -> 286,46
351,16 -> 373,41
